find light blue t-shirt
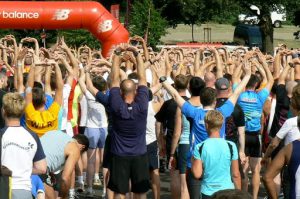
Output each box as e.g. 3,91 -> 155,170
179,114 -> 190,144
193,138 -> 238,196
233,84 -> 269,132
182,100 -> 234,168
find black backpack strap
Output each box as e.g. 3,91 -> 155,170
227,141 -> 233,160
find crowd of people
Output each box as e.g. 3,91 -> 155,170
0,34 -> 300,199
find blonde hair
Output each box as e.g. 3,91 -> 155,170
2,92 -> 25,119
205,110 -> 224,133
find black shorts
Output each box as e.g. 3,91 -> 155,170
39,169 -> 61,191
177,144 -> 189,174
245,132 -> 262,158
103,134 -> 112,169
147,141 -> 159,171
107,153 -> 150,194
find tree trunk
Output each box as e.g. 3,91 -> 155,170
258,12 -> 274,54
192,23 -> 194,42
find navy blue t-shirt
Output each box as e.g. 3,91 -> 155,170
109,86 -> 149,156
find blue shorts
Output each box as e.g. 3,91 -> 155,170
84,127 -> 107,149
177,144 -> 190,174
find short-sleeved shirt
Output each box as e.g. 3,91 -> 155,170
85,90 -> 108,128
182,100 -> 234,168
20,93 -> 54,127
96,90 -> 112,134
276,116 -> 300,146
193,138 -> 238,196
216,98 -> 245,144
71,84 -> 81,127
59,84 -> 71,130
25,102 -> 60,137
234,84 -> 270,132
270,84 -> 290,137
155,96 -> 189,147
1,126 -> 45,191
109,86 -> 149,156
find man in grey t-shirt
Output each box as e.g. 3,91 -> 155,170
40,131 -> 89,199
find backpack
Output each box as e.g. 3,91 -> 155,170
199,141 -> 233,160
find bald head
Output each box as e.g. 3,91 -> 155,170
120,79 -> 136,96
204,72 -> 216,88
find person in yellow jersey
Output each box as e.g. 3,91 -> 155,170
24,59 -> 63,137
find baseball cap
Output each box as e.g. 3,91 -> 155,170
215,78 -> 230,90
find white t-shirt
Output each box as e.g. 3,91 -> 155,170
146,101 -> 157,145
85,91 -> 108,128
79,95 -> 88,127
60,84 -> 71,130
1,127 -> 45,191
276,116 -> 300,145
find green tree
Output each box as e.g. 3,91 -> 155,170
180,0 -> 205,42
129,0 -> 168,47
58,30 -> 101,49
234,0 -> 300,54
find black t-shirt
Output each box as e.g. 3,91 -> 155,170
155,96 -> 189,146
0,89 -> 6,129
216,98 -> 245,144
269,84 -> 290,138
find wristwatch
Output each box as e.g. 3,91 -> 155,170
159,76 -> 167,83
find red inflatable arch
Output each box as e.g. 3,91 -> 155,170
0,1 -> 129,57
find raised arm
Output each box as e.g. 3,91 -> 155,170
161,81 -> 185,108
253,59 -> 268,86
111,48 -> 122,88
258,53 -> 274,91
44,64 -> 52,95
228,61 -> 251,105
51,60 -> 64,105
278,62 -> 292,85
195,60 -> 215,78
78,67 -> 87,94
272,51 -> 282,79
127,46 -> 147,86
16,48 -> 27,93
60,38 -> 79,79
58,55 -> 74,87
211,47 -> 223,79
25,64 -> 35,105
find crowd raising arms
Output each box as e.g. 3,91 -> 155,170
0,33 -> 300,199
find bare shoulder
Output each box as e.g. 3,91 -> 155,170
64,141 -> 80,157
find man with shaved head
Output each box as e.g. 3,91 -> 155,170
107,44 -> 150,199
204,71 -> 216,88
120,79 -> 136,98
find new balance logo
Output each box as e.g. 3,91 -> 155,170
52,9 -> 70,20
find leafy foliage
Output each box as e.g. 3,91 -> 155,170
129,0 -> 168,47
57,30 -> 101,49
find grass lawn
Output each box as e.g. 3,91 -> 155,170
161,23 -> 300,49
